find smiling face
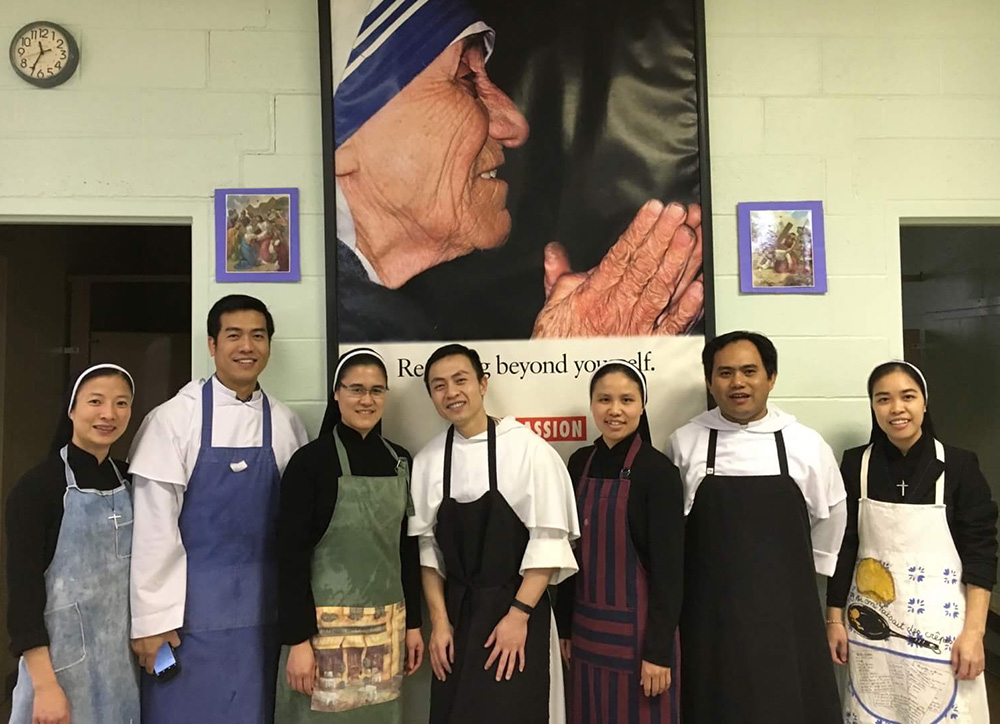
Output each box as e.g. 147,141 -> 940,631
427,353 -> 488,435
335,364 -> 388,436
591,371 -> 643,447
707,340 -> 776,424
69,373 -> 133,455
337,35 -> 530,266
207,310 -> 271,394
871,369 -> 926,452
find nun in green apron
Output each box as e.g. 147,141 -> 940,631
275,348 -> 424,723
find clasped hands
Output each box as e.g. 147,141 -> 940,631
533,201 -> 704,338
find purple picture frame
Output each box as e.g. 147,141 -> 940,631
215,187 -> 300,282
737,200 -> 827,294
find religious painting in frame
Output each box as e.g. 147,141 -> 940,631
215,187 -> 300,282
737,200 -> 827,294
319,0 -> 715,457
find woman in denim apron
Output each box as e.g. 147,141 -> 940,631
7,364 -> 139,724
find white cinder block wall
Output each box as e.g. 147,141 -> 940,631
2,0 -> 1000,452
0,0 -> 329,433
706,0 -> 1000,454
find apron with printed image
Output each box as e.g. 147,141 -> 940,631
274,427 -> 411,723
844,441 -> 989,723
10,447 -> 139,724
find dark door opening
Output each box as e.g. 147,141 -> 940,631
0,222 -> 191,715
901,223 -> 1000,711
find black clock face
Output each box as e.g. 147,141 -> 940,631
9,21 -> 79,88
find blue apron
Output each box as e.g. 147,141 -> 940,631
10,446 -> 140,724
141,378 -> 281,724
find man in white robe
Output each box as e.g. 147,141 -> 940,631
666,330 -> 846,724
409,344 -> 579,724
128,295 -> 308,724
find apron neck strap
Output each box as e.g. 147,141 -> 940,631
580,447 -> 597,479
621,434 -> 642,478
333,426 -> 352,477
933,438 -> 946,505
706,428 -> 719,475
774,430 -> 790,477
860,444 -> 873,499
442,417 -> 497,500
59,445 -> 78,490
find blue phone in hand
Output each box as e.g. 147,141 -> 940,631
153,642 -> 180,682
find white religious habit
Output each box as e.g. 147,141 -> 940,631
409,416 -> 581,724
128,376 -> 309,638
666,405 -> 847,575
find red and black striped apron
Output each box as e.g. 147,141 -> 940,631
570,435 -> 680,724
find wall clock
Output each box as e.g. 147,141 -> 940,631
9,21 -> 79,88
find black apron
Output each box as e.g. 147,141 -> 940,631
680,429 -> 841,724
430,418 -> 551,724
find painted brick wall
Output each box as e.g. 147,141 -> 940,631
2,0 -> 1000,452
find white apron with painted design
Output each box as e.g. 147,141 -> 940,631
844,440 -> 989,723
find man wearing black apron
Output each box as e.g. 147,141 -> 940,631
666,331 -> 847,723
409,344 -> 580,723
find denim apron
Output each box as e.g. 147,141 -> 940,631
141,378 -> 281,724
10,446 -> 139,724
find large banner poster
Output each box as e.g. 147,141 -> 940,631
320,0 -> 713,458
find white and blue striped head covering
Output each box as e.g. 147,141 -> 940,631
332,0 -> 495,149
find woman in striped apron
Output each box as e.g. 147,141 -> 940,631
556,359 -> 684,723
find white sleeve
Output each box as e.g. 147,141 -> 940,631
128,407 -> 190,486
418,536 -> 446,576
130,475 -> 187,638
520,527 -> 578,584
811,497 -> 847,577
409,445 -> 445,574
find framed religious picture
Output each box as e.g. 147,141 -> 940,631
737,200 -> 827,294
215,187 -> 300,282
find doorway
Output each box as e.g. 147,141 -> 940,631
900,222 -> 1000,710
0,222 -> 191,714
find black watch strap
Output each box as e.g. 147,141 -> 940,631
511,598 -> 534,615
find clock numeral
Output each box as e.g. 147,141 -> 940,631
39,28 -> 49,39
21,37 -> 32,48
19,58 -> 27,68
16,46 -> 25,56
60,50 -> 67,60
56,39 -> 64,49
55,61 -> 62,69
29,29 -> 38,39
35,68 -> 45,78
46,67 -> 54,76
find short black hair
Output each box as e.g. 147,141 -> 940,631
702,331 -> 778,381
424,344 -> 486,392
207,295 -> 275,341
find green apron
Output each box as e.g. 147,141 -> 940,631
275,428 -> 411,723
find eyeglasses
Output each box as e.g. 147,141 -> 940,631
338,383 -> 388,399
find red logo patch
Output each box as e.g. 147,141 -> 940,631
516,416 -> 587,442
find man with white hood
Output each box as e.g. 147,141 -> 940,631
409,344 -> 580,723
127,294 -> 309,724
666,330 -> 846,724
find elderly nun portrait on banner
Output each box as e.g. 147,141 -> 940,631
320,0 -> 715,462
